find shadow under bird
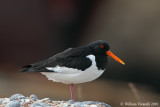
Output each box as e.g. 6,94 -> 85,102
20,40 -> 125,101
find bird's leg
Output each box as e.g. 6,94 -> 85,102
70,84 -> 74,102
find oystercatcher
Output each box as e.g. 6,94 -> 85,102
20,40 -> 125,101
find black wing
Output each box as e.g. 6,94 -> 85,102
20,47 -> 92,72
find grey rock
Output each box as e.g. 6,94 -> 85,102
3,94 -> 112,107
68,100 -> 74,104
62,103 -> 71,107
20,99 -> 31,105
38,98 -> 51,103
73,101 -> 95,106
105,103 -> 112,107
5,101 -> 21,107
74,102 -> 84,106
0,98 -> 4,105
33,103 -> 51,107
95,102 -> 112,107
9,94 -> 25,101
30,94 -> 38,101
2,98 -> 10,104
17,96 -> 26,100
44,99 -> 52,103
72,101 -> 112,107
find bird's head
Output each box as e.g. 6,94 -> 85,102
88,40 -> 125,65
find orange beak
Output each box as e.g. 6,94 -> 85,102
106,50 -> 125,65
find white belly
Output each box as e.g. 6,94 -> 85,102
41,55 -> 105,84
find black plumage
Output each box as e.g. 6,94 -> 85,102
20,40 -> 109,72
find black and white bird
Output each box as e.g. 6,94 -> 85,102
20,40 -> 125,101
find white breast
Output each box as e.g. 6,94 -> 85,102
41,55 -> 104,84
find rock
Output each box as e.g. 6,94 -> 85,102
2,94 -> 112,107
73,102 -> 84,106
104,103 -> 112,107
62,103 -> 71,107
68,101 -> 111,107
29,94 -> 38,101
0,104 -> 6,107
24,99 -> 30,103
5,101 -> 21,107
33,102 -> 51,107
17,96 -> 26,100
9,94 -> 25,101
20,99 -> 31,105
68,100 -> 74,104
38,98 -> 51,103
0,98 -> 4,105
2,98 -> 10,104
52,101 -> 61,106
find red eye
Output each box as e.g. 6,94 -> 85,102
100,45 -> 104,48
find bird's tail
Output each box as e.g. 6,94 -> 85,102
19,64 -> 52,72
19,65 -> 37,72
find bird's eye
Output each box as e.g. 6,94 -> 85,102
100,45 -> 104,48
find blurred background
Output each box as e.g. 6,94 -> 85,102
0,0 -> 160,106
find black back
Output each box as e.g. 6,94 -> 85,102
20,40 -> 109,72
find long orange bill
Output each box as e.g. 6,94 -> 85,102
106,50 -> 125,65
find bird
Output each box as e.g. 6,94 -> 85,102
20,40 -> 125,102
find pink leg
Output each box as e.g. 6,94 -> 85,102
70,84 -> 74,102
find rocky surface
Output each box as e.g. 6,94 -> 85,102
0,94 -> 111,107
